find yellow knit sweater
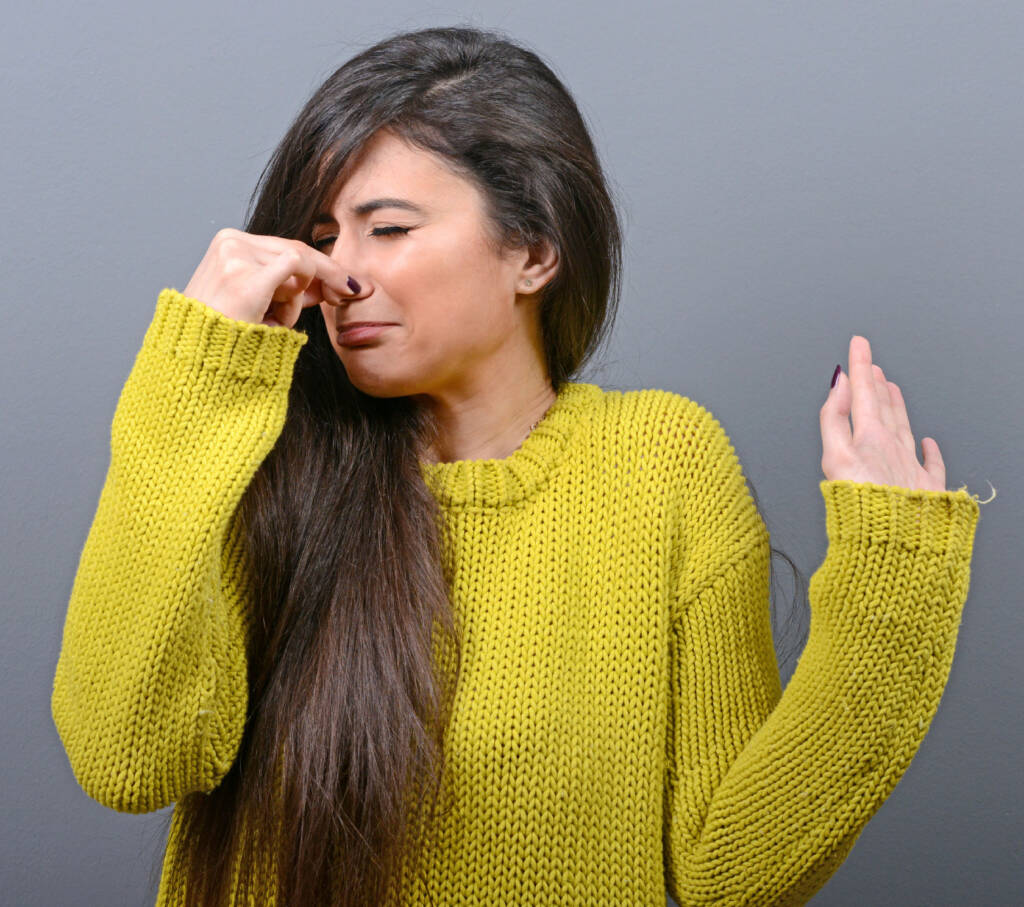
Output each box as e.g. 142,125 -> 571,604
51,288 -> 981,906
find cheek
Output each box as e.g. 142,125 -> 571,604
416,257 -> 507,329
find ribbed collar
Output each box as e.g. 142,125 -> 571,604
418,381 -> 603,508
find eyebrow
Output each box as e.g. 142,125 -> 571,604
313,197 -> 428,225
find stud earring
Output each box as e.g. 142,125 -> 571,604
525,279 -> 533,287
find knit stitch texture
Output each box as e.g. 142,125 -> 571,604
51,288 -> 980,906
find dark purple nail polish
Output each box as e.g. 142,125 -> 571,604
346,275 -> 361,294
830,364 -> 841,388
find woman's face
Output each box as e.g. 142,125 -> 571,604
314,129 -> 542,400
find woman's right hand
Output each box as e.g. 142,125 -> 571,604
183,228 -> 357,328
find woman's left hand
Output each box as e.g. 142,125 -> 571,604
820,335 -> 947,492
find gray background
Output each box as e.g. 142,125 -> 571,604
3,1 -> 1019,904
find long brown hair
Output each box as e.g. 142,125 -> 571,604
152,24 -> 808,906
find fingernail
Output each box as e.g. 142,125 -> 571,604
347,275 -> 361,294
830,364 -> 841,388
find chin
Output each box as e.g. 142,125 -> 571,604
341,367 -> 417,400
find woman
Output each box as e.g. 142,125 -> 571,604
50,25 -> 981,907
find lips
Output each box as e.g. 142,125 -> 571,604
336,323 -> 395,345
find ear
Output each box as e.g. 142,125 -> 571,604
516,238 -> 559,294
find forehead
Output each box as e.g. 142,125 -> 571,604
319,130 -> 476,211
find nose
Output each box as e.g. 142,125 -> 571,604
321,239 -> 367,306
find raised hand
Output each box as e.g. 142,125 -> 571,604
819,335 -> 947,492
183,228 -> 358,329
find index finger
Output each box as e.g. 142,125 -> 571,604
245,233 -> 356,296
308,244 -> 356,295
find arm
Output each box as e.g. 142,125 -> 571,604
663,413 -> 980,906
50,288 -> 308,814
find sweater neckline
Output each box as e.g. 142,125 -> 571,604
418,381 -> 602,508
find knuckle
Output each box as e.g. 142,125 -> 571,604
219,236 -> 243,257
280,250 -> 303,272
222,257 -> 246,277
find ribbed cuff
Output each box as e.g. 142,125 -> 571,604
819,479 -> 980,554
147,288 -> 309,386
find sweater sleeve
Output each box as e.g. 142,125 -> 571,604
663,410 -> 980,906
51,288 -> 308,815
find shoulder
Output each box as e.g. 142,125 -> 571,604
583,384 -> 765,583
594,385 -> 758,528
590,384 -> 707,424
591,384 -> 739,472
599,389 -> 770,600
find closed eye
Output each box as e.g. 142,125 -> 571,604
311,226 -> 411,251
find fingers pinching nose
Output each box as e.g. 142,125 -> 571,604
323,276 -> 361,306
